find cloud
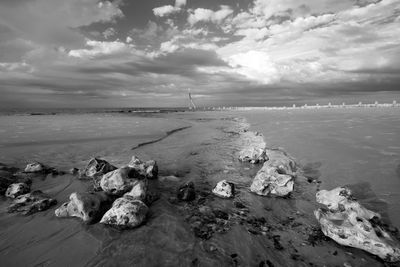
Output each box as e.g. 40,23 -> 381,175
68,40 -> 137,58
0,0 -> 124,49
103,27 -> 116,39
1,0 -> 400,108
214,0 -> 400,87
175,0 -> 187,8
251,0 -> 359,20
188,6 -> 234,25
153,5 -> 181,17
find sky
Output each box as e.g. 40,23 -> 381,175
0,0 -> 399,108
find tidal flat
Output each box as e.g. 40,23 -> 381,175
0,108 -> 400,266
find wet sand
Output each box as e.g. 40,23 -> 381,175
0,110 -> 399,266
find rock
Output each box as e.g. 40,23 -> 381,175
264,149 -> 297,175
238,131 -> 268,164
5,183 -> 30,198
0,170 -> 16,195
250,149 -> 297,197
177,182 -> 196,201
128,156 -> 158,179
0,169 -> 32,195
55,192 -> 110,223
123,179 -> 148,201
24,162 -> 46,173
314,187 -> 400,262
80,158 -> 117,178
212,180 -> 235,198
250,166 -> 294,197
69,168 -> 79,175
100,196 -> 148,229
7,190 -> 57,215
316,187 -> 379,219
100,166 -> 144,196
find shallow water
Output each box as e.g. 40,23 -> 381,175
239,108 -> 400,228
0,109 -> 399,266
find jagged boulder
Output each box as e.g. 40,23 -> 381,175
123,179 -> 148,201
316,187 -> 378,219
315,187 -> 400,262
100,196 -> 148,229
8,190 -> 57,215
177,182 -> 196,201
24,162 -> 46,173
128,156 -> 158,179
250,149 -> 296,197
55,192 -> 110,223
264,149 -> 297,175
212,180 -> 235,198
0,169 -> 32,195
250,166 -> 294,197
5,183 -> 30,198
80,158 -> 117,178
100,166 -> 144,196
0,170 -> 16,195
238,131 -> 268,164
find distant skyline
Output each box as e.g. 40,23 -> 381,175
0,0 -> 399,108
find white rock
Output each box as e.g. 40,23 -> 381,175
238,131 -> 268,164
100,197 -> 148,228
128,156 -> 158,179
315,187 -> 400,262
212,180 -> 235,198
100,166 -> 143,196
250,149 -> 297,197
55,192 -> 110,223
80,158 -> 117,178
5,183 -> 30,198
123,179 -> 148,201
316,187 -> 379,219
250,166 -> 294,197
24,162 -> 45,173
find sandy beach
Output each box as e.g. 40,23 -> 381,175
1,108 -> 400,266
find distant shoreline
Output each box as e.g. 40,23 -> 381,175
1,102 -> 399,116
206,102 -> 400,111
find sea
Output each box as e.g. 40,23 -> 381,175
0,107 -> 399,266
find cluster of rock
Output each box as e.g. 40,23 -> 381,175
314,187 -> 400,262
237,128 -> 400,262
1,161 -> 58,215
55,156 -> 157,228
236,128 -> 297,197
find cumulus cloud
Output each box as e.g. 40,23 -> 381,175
68,40 -> 138,58
188,6 -> 234,25
153,5 -> 181,17
215,0 -> 400,87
